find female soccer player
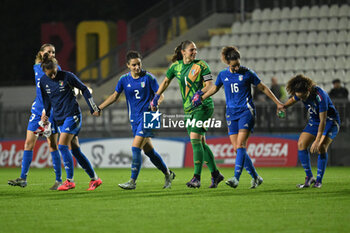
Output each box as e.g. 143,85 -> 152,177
40,53 -> 102,191
283,74 -> 340,188
151,40 -> 224,189
95,51 -> 175,190
196,46 -> 284,189
8,44 -> 62,190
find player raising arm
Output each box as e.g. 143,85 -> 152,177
151,40 -> 224,189
195,46 -> 284,189
282,74 -> 340,188
40,53 -> 102,191
95,51 -> 175,190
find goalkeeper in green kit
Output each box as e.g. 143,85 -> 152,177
150,40 -> 224,188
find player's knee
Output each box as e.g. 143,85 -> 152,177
24,140 -> 35,150
319,144 -> 328,154
47,140 -> 58,151
297,141 -> 307,150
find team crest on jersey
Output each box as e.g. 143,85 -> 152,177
59,80 -> 64,86
191,69 -> 195,76
316,93 -> 322,103
141,82 -> 145,88
239,75 -> 243,81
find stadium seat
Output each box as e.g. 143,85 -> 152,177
294,58 -> 306,71
314,58 -> 326,71
252,8 -> 262,20
229,34 -> 240,46
338,4 -> 350,17
259,21 -> 270,33
279,19 -> 289,32
314,44 -> 327,57
255,59 -> 265,73
210,35 -> 220,47
319,5 -> 329,17
287,32 -> 298,45
198,47 -> 209,60
256,46 -> 267,59
307,32 -> 317,44
219,34 -> 230,47
308,19 -> 319,31
335,43 -> 347,57
270,8 -> 281,20
269,21 -> 279,33
329,5 -> 339,17
299,6 -> 310,18
267,33 -> 278,45
288,19 -> 299,32
239,34 -> 250,46
325,44 -> 337,57
326,31 -> 337,44
246,47 -> 256,59
316,31 -> 327,44
247,34 -> 259,46
257,33 -> 268,46
231,22 -> 242,34
280,7 -> 291,19
289,6 -> 300,19
276,32 -> 288,45
263,58 -> 275,72
338,18 -> 349,30
241,21 -> 251,34
275,45 -> 287,58
324,57 -> 336,70
284,58 -> 296,72
285,45 -> 297,58
274,59 -> 285,72
346,43 -> 350,57
336,31 -> 348,44
305,44 -> 316,58
295,45 -> 307,57
309,5 -> 319,18
314,71 -> 326,84
334,70 -> 346,82
261,8 -> 272,20
335,57 -> 347,70
304,58 -> 316,71
317,18 -> 328,32
250,21 -> 261,34
296,32 -> 308,45
327,18 -> 338,31
298,19 -> 309,31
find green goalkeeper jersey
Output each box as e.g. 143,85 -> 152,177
166,59 -> 214,114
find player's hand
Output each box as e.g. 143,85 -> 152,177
93,111 -> 101,117
41,115 -> 49,125
150,94 -> 160,110
310,140 -> 320,154
191,90 -> 204,107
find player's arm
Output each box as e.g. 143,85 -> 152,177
98,91 -> 121,111
151,77 -> 172,109
68,73 -> 100,114
202,84 -> 222,101
257,82 -> 284,113
310,111 -> 327,154
283,96 -> 298,109
40,82 -> 51,124
156,77 -> 172,96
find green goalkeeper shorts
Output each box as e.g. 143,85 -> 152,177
185,106 -> 214,135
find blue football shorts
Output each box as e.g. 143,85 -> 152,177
27,113 -> 58,134
58,114 -> 82,136
303,119 -> 340,140
227,111 -> 255,135
131,118 -> 153,138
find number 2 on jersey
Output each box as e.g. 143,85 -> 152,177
134,90 -> 141,99
231,83 -> 239,93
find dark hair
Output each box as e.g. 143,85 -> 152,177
35,43 -> 55,64
332,79 -> 341,84
40,53 -> 58,71
171,40 -> 194,62
286,74 -> 316,96
126,50 -> 142,63
221,46 -> 241,63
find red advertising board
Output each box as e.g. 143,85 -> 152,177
0,140 -> 76,168
184,136 -> 298,167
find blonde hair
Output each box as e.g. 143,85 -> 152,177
35,44 -> 55,64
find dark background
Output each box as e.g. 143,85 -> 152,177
0,0 -> 162,86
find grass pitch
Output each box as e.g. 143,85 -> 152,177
1,167 -> 350,233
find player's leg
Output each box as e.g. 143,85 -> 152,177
186,132 -> 203,188
57,132 -> 76,191
296,132 -> 316,188
8,130 -> 38,187
47,132 -> 62,190
143,138 -> 175,189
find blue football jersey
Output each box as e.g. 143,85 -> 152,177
40,70 -> 99,123
115,70 -> 159,122
32,63 -> 61,115
215,66 -> 261,120
294,86 -> 340,123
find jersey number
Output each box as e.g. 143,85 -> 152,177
231,83 -> 239,93
134,90 -> 141,99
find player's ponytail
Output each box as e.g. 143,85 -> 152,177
41,53 -> 58,71
171,40 -> 194,62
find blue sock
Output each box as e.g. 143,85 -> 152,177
131,147 -> 142,180
51,150 -> 62,182
144,148 -> 168,174
244,152 -> 258,179
71,148 -> 96,179
20,150 -> 33,179
59,145 -> 74,180
234,148 -> 246,181
298,150 -> 313,178
316,153 -> 328,183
